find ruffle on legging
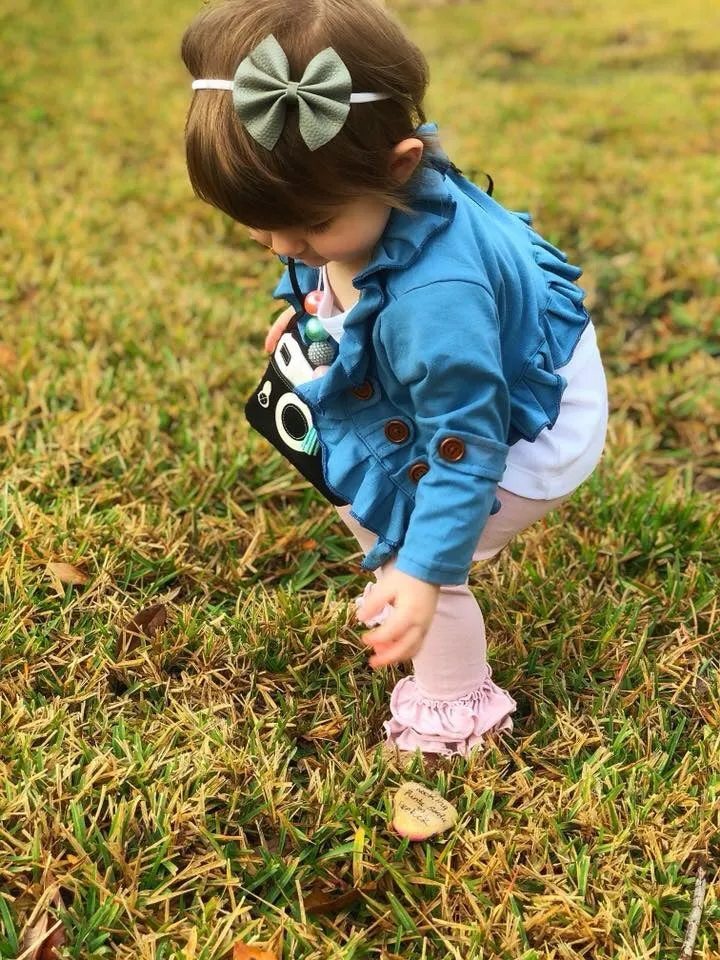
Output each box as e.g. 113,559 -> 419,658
384,671 -> 516,757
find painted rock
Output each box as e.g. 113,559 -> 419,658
392,782 -> 458,841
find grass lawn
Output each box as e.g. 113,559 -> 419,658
1,0 -> 719,957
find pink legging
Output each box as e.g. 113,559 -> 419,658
337,487 -> 569,754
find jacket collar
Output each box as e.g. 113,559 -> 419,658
280,126 -> 454,287
354,157 -> 456,286
293,131 -> 457,408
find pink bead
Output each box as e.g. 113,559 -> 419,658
312,365 -> 330,379
304,290 -> 323,316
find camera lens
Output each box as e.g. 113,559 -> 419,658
280,403 -> 309,442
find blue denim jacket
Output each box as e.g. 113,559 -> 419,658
273,137 -> 589,585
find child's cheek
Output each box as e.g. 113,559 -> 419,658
332,230 -> 354,257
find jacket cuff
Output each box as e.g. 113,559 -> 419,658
394,431 -> 508,584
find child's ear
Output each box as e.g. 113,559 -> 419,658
389,138 -> 424,184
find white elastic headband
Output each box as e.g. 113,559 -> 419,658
192,35 -> 393,151
191,79 -> 389,104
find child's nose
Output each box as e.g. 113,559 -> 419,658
270,231 -> 306,258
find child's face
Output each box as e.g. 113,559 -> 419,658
248,196 -> 392,270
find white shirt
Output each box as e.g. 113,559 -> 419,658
316,266 -> 353,340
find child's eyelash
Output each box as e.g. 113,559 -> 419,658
307,219 -> 334,234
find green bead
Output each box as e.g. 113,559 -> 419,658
305,318 -> 330,342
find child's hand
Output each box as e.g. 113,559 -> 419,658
265,305 -> 296,353
356,569 -> 440,668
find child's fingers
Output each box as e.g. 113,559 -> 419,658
361,631 -> 395,653
368,629 -> 423,668
361,613 -> 409,650
264,323 -> 284,352
264,310 -> 294,352
369,650 -> 402,668
356,588 -> 393,624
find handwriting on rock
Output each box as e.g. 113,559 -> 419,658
396,784 -> 455,824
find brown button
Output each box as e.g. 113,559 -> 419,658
351,380 -> 373,400
439,437 -> 465,462
384,419 -> 410,444
408,461 -> 429,483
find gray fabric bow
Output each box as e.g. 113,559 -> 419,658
232,34 -> 352,151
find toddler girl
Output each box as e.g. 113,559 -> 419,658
181,0 -> 608,757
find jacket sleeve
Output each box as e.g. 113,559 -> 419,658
379,279 -> 510,585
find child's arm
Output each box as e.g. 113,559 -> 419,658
378,278 -> 510,586
358,279 -> 509,666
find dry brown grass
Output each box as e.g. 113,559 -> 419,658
1,0 -> 719,957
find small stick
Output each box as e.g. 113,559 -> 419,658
680,861 -> 708,960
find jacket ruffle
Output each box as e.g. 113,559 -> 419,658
507,214 -> 591,445
293,168 -> 456,415
295,391 -> 416,570
292,274 -> 415,571
294,285 -> 380,415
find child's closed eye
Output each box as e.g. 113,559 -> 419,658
307,218 -> 335,235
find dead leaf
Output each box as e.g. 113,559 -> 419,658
300,716 -> 347,742
304,884 -> 364,915
232,943 -> 278,960
117,603 -> 168,655
20,887 -> 66,960
183,927 -> 198,960
0,343 -> 18,369
39,928 -> 66,960
46,562 -> 90,586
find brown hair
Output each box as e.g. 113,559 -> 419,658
181,0 -> 432,229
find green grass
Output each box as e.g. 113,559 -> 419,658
1,0 -> 719,957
